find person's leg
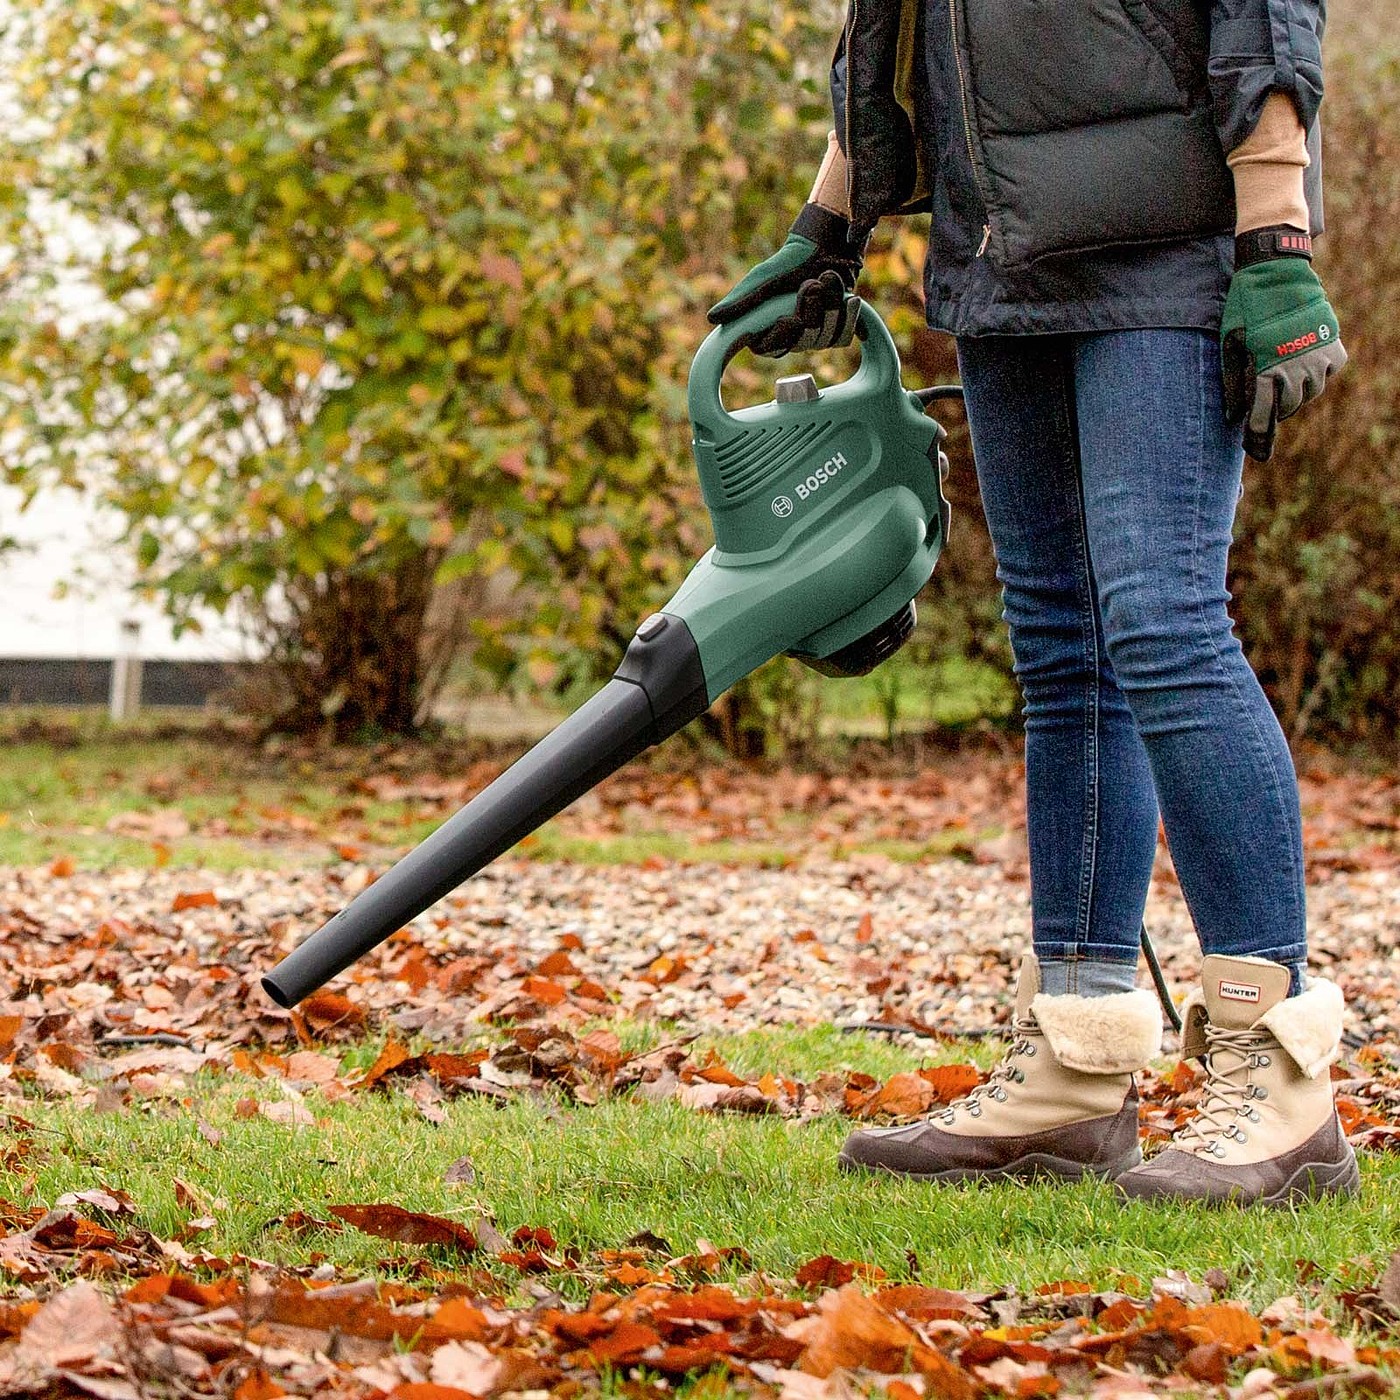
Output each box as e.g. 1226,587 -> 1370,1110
1070,330 -> 1353,1204
1070,329 -> 1307,992
838,335 -> 1167,1184
956,334 -> 1160,995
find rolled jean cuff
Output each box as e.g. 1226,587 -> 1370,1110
1034,944 -> 1140,998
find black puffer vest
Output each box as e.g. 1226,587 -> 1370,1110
833,0 -> 1324,273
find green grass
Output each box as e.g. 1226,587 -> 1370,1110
6,1025 -> 1397,1306
0,710 -> 1004,871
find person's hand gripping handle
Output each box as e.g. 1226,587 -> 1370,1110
709,132 -> 868,359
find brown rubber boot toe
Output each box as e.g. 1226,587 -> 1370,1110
839,1090 -> 1143,1182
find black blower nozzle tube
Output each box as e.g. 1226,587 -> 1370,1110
261,616 -> 708,1008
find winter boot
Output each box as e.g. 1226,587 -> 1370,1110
1116,954 -> 1359,1205
838,955 -> 1161,1182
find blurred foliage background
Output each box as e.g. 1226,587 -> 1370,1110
0,0 -> 1393,754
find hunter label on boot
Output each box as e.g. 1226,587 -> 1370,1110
1218,979 -> 1262,1003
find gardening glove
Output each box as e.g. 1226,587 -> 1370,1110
708,203 -> 867,358
1221,226 -> 1347,462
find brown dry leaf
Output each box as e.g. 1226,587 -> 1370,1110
796,1256 -> 856,1290
13,1281 -> 120,1372
856,1072 -> 937,1119
443,1156 -> 477,1186
258,1100 -> 314,1126
283,1050 -> 340,1084
799,1286 -> 950,1383
429,1340 -> 503,1394
54,1188 -> 135,1218
1377,1251 -> 1400,1312
329,1203 -> 478,1253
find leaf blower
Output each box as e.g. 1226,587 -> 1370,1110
261,295 -> 956,1009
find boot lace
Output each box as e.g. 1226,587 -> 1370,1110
1174,1023 -> 1271,1158
938,1018 -> 1041,1124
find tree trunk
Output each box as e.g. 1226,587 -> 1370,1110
267,551 -> 440,738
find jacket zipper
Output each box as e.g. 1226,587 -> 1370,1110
947,0 -> 992,257
844,0 -> 858,219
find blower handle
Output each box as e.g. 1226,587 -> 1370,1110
687,294 -> 901,432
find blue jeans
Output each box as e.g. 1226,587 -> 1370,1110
957,329 -> 1307,996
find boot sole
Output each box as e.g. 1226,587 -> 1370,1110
836,1146 -> 1142,1185
1263,1149 -> 1361,1205
1116,1146 -> 1361,1207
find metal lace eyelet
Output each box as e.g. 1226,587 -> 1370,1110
1014,1070 -> 1025,1084
1255,1086 -> 1268,1100
1237,1131 -> 1248,1144
1022,1044 -> 1037,1057
969,1104 -> 982,1118
1258,1054 -> 1271,1067
992,1087 -> 1007,1102
1212,1143 -> 1226,1157
1249,1109 -> 1261,1123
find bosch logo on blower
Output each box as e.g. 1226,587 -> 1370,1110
772,452 -> 851,517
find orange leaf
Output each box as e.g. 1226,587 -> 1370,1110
328,1204 -> 478,1253
233,1371 -> 286,1400
49,855 -> 75,878
917,1064 -> 984,1103
359,1035 -> 413,1089
535,951 -> 578,977
301,990 -> 366,1031
520,976 -> 567,1005
1181,1302 -> 1263,1355
588,1321 -> 663,1364
387,1387 -> 479,1400
171,890 -> 218,911
422,1052 -> 486,1084
426,1298 -> 489,1341
796,1255 -> 857,1290
800,1287 -> 967,1388
877,1285 -> 986,1321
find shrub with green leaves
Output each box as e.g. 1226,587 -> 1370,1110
0,0 -> 841,735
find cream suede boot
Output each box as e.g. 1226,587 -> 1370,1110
1117,954 -> 1359,1205
838,955 -> 1161,1182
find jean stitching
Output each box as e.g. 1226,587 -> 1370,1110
1184,333 -> 1306,954
1056,366 -> 1102,949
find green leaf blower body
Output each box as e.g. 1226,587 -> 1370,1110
262,298 -> 950,1008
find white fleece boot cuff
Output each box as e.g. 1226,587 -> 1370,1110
1029,988 -> 1163,1074
1259,977 -> 1345,1079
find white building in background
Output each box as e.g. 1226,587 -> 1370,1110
0,5 -> 247,665
0,487 -> 248,661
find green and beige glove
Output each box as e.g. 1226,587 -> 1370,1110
1222,93 -> 1347,461
1221,226 -> 1347,462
